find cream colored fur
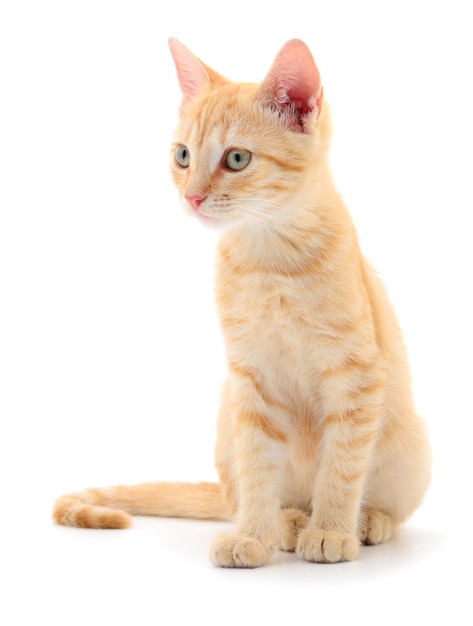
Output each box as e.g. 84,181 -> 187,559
53,38 -> 431,568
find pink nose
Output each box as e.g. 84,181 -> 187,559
185,195 -> 206,210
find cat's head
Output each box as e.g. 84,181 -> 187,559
169,38 -> 330,231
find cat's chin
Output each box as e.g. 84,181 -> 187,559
186,208 -> 234,231
197,215 -> 225,230
182,201 -> 250,231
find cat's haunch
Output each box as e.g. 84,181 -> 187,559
53,38 -> 431,568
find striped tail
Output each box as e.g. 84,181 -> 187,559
53,481 -> 229,529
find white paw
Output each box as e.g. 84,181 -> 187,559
297,528 -> 359,563
279,508 -> 309,552
209,533 -> 271,568
359,508 -> 393,545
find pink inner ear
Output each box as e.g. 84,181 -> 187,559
262,39 -> 322,123
168,38 -> 209,100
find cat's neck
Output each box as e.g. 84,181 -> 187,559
218,189 -> 355,278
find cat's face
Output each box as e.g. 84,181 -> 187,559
171,85 -> 315,230
169,39 -> 326,232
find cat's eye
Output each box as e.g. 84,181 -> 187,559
175,144 -> 190,168
225,148 -> 251,171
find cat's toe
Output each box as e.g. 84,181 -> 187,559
296,528 -> 359,563
209,533 -> 270,568
359,508 -> 393,545
279,508 -> 309,552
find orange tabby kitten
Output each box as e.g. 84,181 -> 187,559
53,38 -> 431,567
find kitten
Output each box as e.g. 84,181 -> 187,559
53,38 -> 431,568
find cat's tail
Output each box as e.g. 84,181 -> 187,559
52,481 -> 230,529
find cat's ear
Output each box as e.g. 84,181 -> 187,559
260,39 -> 323,131
168,38 -> 210,104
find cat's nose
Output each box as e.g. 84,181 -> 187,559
185,195 -> 207,210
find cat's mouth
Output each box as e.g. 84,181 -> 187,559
182,196 -> 234,226
194,209 -> 212,222
183,201 -> 228,229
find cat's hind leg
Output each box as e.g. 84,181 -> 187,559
360,413 -> 431,542
279,508 -> 309,552
358,507 -> 393,545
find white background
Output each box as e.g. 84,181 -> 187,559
1,1 -> 472,624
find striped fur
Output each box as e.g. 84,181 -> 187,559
53,39 -> 431,568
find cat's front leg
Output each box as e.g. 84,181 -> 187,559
210,392 -> 286,568
297,360 -> 386,563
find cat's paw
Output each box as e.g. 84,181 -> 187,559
209,533 -> 271,568
359,508 -> 393,545
279,508 -> 309,552
296,528 -> 359,563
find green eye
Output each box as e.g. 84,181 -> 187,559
225,148 -> 251,171
175,144 -> 190,168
